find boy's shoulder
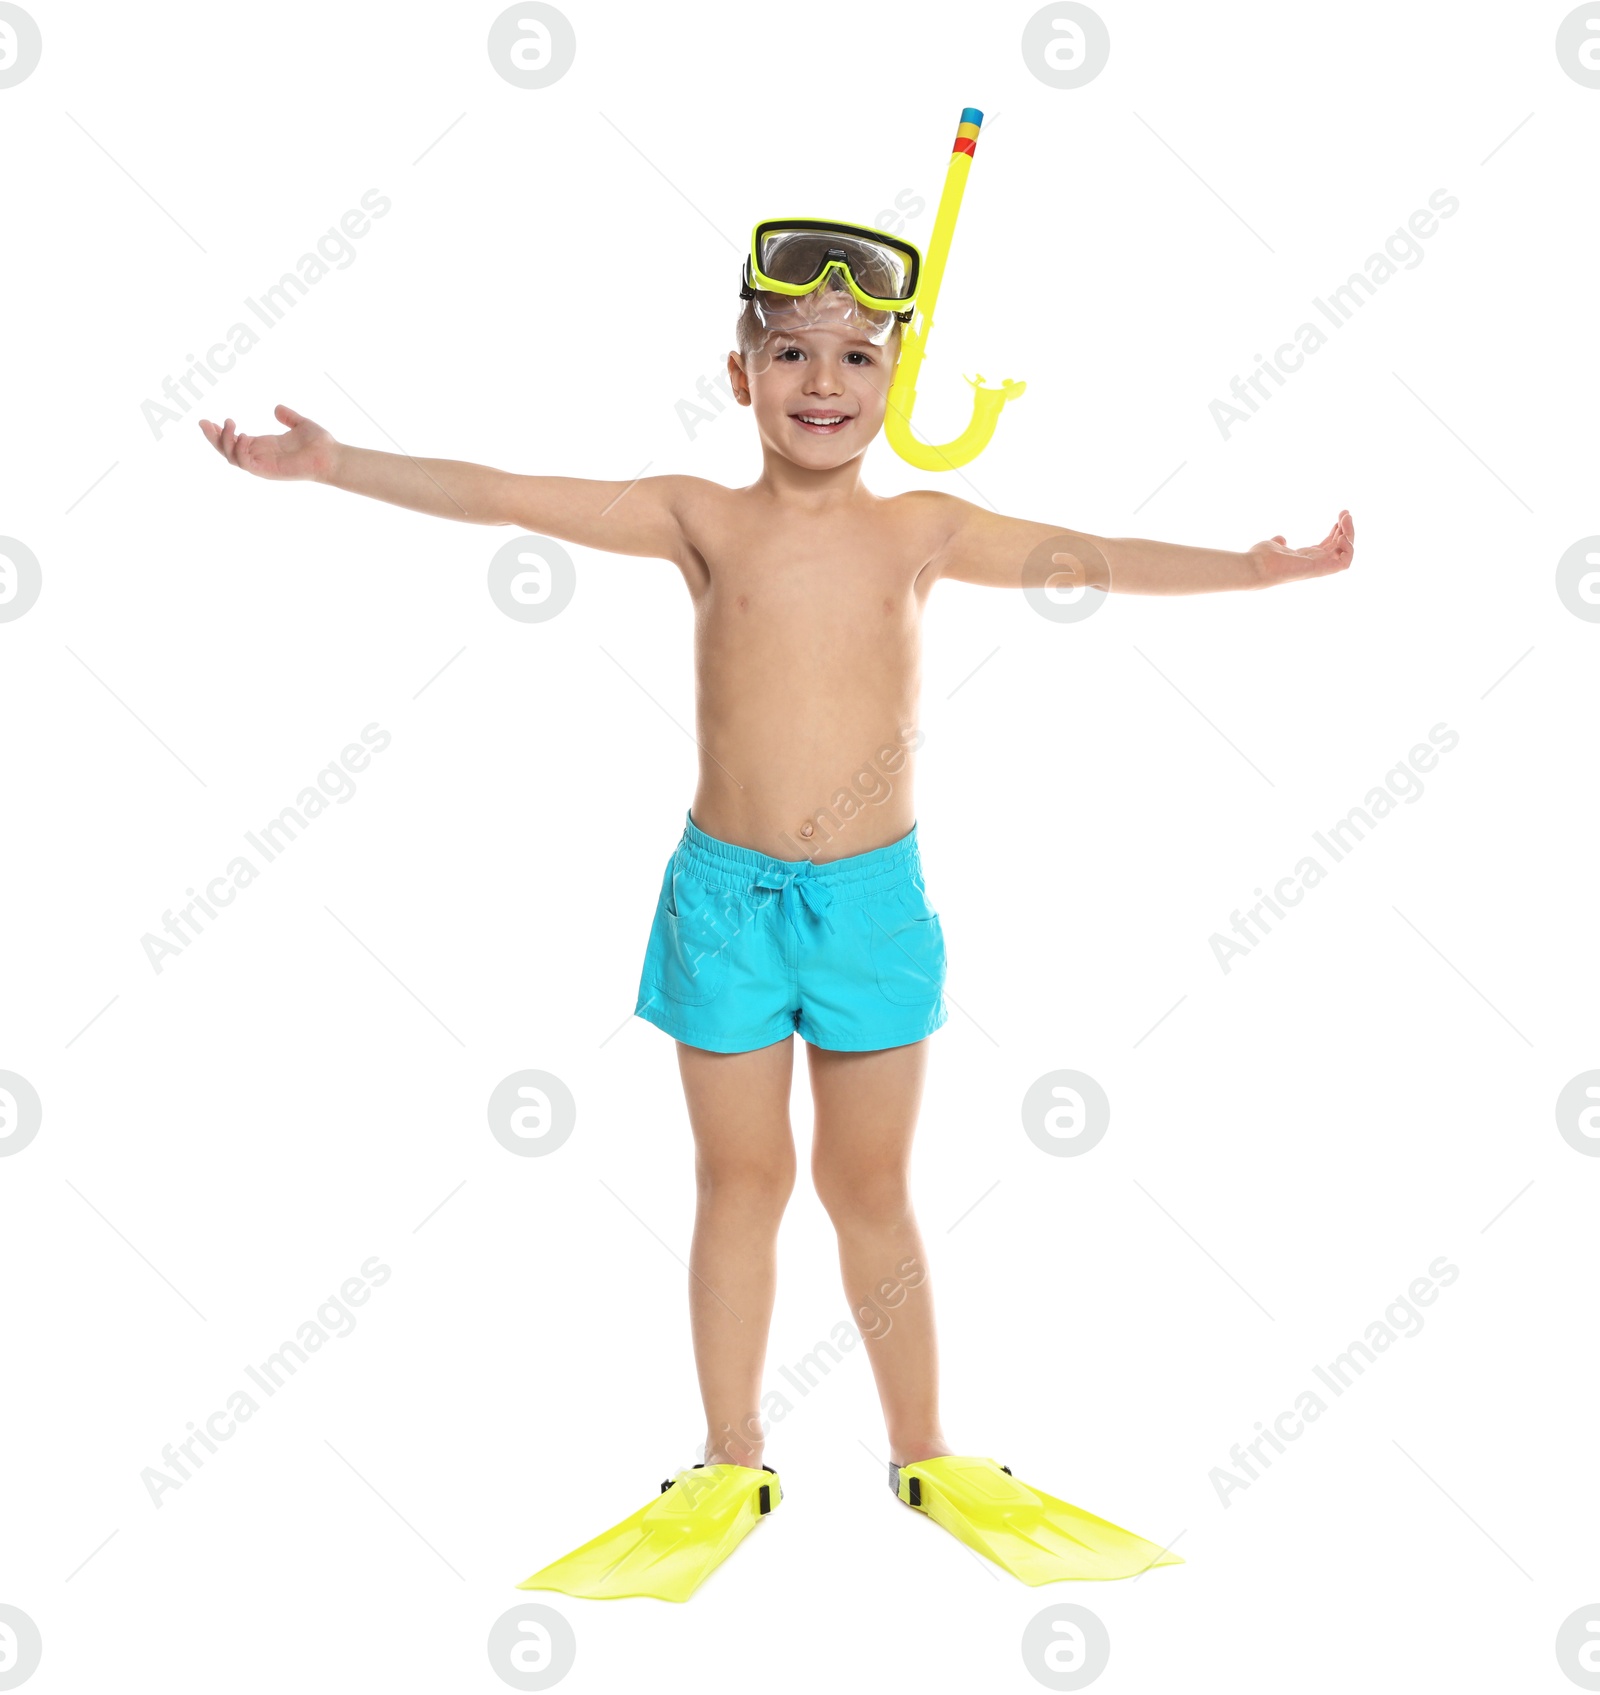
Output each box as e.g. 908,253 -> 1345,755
879,486 -> 978,550
643,473 -> 744,519
883,486 -> 969,521
639,472 -> 725,501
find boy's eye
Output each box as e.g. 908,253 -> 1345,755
777,346 -> 804,361
845,351 -> 873,366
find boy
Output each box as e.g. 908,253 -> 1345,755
201,222 -> 1352,1599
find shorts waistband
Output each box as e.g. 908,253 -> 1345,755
676,810 -> 921,902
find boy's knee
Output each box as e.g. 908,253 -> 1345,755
813,1163 -> 910,1228
697,1153 -> 796,1213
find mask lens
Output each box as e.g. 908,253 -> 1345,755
755,225 -> 913,305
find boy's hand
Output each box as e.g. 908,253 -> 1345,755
1249,510 -> 1354,587
198,404 -> 339,482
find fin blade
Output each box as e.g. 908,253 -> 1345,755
901,1456 -> 1181,1584
517,1464 -> 778,1602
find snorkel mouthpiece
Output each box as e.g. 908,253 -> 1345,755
883,107 -> 1026,471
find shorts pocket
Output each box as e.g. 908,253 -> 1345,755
871,891 -> 948,1008
648,862 -> 732,1008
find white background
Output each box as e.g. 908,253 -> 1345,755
2,1 -> 1597,1690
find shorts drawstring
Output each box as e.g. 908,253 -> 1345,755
751,865 -> 838,936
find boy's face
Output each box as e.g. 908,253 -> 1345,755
730,300 -> 901,469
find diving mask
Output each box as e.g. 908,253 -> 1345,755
741,219 -> 922,318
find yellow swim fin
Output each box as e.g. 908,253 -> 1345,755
890,1456 -> 1182,1584
518,1463 -> 781,1602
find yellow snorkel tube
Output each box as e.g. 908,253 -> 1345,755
885,108 -> 1025,471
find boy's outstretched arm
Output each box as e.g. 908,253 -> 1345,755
920,494 -> 1354,594
198,405 -> 687,560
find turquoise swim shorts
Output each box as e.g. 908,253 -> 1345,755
634,811 -> 949,1053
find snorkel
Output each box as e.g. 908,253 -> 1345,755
884,108 -> 1026,471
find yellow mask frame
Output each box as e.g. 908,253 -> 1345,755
741,219 -> 923,317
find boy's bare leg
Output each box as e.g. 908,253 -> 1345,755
675,1037 -> 798,1468
806,1039 -> 951,1465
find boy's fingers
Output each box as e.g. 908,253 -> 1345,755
275,403 -> 309,427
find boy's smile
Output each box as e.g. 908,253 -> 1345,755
791,405 -> 854,436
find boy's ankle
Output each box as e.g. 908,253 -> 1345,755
889,1435 -> 953,1466
703,1436 -> 765,1469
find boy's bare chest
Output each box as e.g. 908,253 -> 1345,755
683,505 -> 933,643
697,550 -> 925,681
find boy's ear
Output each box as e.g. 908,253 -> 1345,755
727,350 -> 754,407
